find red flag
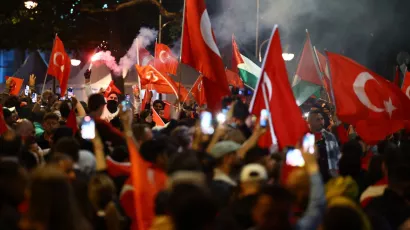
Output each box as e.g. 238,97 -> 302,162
402,71 -> 410,99
104,81 -> 122,98
5,77 -> 23,96
154,43 -> 178,76
163,101 -> 172,120
189,75 -> 207,106
136,65 -> 188,100
0,105 -> 8,135
250,26 -> 309,149
152,108 -> 165,127
126,136 -> 155,230
141,90 -> 151,112
315,50 -> 332,95
393,66 -> 401,87
225,69 -> 244,88
295,35 -> 322,86
327,52 -> 410,144
66,109 -> 78,134
181,0 -> 230,111
139,47 -> 155,66
47,36 -> 71,95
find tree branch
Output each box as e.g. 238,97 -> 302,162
80,0 -> 181,19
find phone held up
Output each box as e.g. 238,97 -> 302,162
81,116 -> 96,140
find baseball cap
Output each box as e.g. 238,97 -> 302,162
210,141 -> 241,159
88,94 -> 107,112
240,164 -> 268,183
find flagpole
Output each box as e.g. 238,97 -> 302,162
177,0 -> 186,107
306,29 -> 332,103
136,39 -> 142,94
42,34 -> 57,94
255,0 -> 260,58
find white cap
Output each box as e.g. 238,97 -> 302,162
240,164 -> 268,183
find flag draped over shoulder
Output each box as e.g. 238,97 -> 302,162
327,52 -> 410,144
232,36 -> 261,90
47,36 -> 71,96
181,0 -> 230,112
250,26 -> 309,149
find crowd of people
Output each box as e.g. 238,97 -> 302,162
1,71 -> 410,230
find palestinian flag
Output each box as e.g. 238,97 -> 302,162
232,36 -> 261,89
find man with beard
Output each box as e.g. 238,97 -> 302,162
308,110 -> 340,183
209,141 -> 242,209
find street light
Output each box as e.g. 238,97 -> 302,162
259,39 -> 295,62
24,0 -> 38,9
71,59 -> 81,66
282,53 -> 295,61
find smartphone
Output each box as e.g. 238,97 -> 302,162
31,93 -> 37,103
286,149 -> 305,167
200,111 -> 214,135
303,133 -> 315,154
125,94 -> 130,101
238,89 -> 244,95
121,100 -> 132,112
260,109 -> 269,128
24,85 -> 29,96
67,87 -> 74,99
81,116 -> 96,140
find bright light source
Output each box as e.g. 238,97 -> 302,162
282,53 -> 295,61
91,52 -> 102,62
71,59 -> 81,66
304,112 -> 310,118
216,113 -> 226,124
24,1 -> 38,9
102,4 -> 108,9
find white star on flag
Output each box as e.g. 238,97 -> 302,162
384,98 -> 396,118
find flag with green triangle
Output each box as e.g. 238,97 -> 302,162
232,36 -> 261,90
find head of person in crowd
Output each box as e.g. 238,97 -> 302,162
3,107 -> 18,127
153,99 -> 165,114
139,137 -> 178,171
339,139 -> 363,178
0,161 -> 28,207
88,174 -> 117,213
252,185 -> 294,230
106,92 -> 119,102
31,109 -> 46,125
88,93 -> 107,118
366,154 -> 384,186
323,196 -> 371,230
231,100 -> 250,125
20,166 -> 89,230
171,126 -> 194,150
42,112 -> 60,136
59,100 -> 73,120
48,154 -> 77,181
168,183 -> 217,230
210,141 -> 242,175
308,110 -> 325,133
139,109 -> 153,125
50,136 -> 80,163
285,167 -> 310,211
239,164 -> 268,197
244,147 -> 279,181
15,119 -> 35,140
0,131 -> 23,159
224,127 -> 247,144
167,150 -> 203,176
4,95 -> 20,110
132,123 -> 153,145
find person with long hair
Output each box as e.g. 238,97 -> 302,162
19,166 -> 90,230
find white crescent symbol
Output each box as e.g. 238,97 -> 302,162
159,51 -> 168,63
406,86 -> 410,99
263,73 -> 273,100
53,52 -> 65,72
106,86 -> 112,93
147,71 -> 159,82
353,72 -> 384,113
200,10 -> 221,57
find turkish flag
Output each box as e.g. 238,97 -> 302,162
0,104 -> 8,135
327,52 -> 410,144
47,36 -> 71,95
225,69 -> 244,88
189,75 -> 207,106
181,0 -> 230,111
154,43 -> 178,76
104,81 -> 122,98
402,71 -> 410,99
66,109 -> 78,134
163,100 -> 172,120
249,26 -> 309,149
5,77 -> 23,96
136,65 -> 188,100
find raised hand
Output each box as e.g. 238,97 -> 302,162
29,74 -> 36,87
